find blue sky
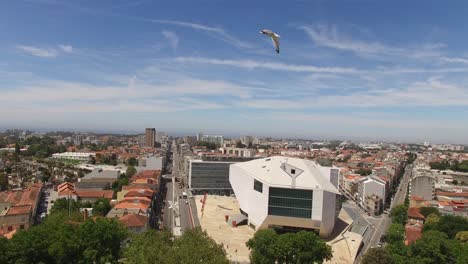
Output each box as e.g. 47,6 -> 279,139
1,0 -> 468,143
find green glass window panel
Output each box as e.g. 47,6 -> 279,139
268,206 -> 312,218
269,187 -> 312,199
254,179 -> 263,193
268,197 -> 311,208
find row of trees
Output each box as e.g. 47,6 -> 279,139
430,160 -> 468,173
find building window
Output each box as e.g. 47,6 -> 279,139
20,225 -> 25,230
254,179 -> 263,193
268,187 -> 313,219
291,169 -> 296,174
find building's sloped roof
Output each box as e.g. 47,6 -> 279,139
118,214 -> 148,227
6,205 -> 32,216
405,224 -> 422,245
408,207 -> 425,219
75,190 -> 114,199
232,156 -> 339,193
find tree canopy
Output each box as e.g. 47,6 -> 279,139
390,204 -> 408,225
419,207 -> 440,218
246,229 -> 332,264
361,247 -> 394,264
123,228 -> 229,264
0,212 -> 128,264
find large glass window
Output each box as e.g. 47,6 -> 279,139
254,179 -> 263,193
268,187 -> 313,219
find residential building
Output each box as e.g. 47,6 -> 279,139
155,131 -> 166,143
118,213 -> 149,233
145,128 -> 156,148
0,183 -> 42,237
57,182 -> 114,202
200,135 -> 224,145
229,156 -> 340,238
240,136 -> 253,146
358,176 -> 386,211
409,169 -> 435,201
184,136 -> 197,146
365,194 -> 384,216
136,156 -> 163,172
221,147 -> 257,158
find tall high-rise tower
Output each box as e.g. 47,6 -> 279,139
145,128 -> 156,148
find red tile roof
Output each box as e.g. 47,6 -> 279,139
124,189 -> 154,198
408,207 -> 425,219
75,190 -> 114,199
411,195 -> 425,201
6,205 -> 32,216
405,224 -> 422,245
118,214 -> 148,228
437,191 -> 468,198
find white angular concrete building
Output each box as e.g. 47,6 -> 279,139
229,156 -> 340,238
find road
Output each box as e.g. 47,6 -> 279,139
163,175 -> 199,234
356,164 -> 413,257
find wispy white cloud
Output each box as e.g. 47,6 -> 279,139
143,19 -> 252,49
17,44 -> 74,58
174,57 -> 357,74
300,24 -> 445,60
16,45 -> 58,58
441,56 -> 468,64
162,30 -> 179,50
58,44 -> 73,53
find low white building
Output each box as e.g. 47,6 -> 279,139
52,152 -> 96,161
229,156 -> 340,238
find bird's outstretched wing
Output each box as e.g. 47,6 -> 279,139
271,36 -> 280,53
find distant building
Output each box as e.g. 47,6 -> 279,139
200,135 -> 224,145
229,156 -> 340,238
136,156 -> 163,172
184,136 -> 197,146
409,170 -> 435,201
155,131 -> 166,143
74,134 -> 83,145
221,147 -> 257,158
240,136 -> 253,146
52,152 -> 96,161
145,128 -> 156,148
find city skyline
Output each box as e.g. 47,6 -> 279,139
2,1 -> 468,143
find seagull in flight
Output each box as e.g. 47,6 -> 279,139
260,29 -> 280,53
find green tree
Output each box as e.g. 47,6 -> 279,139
424,213 -> 440,227
78,218 -> 128,263
424,215 -> 468,239
14,142 -> 20,155
0,172 -> 8,191
355,168 -> 372,176
455,231 -> 468,243
127,157 -> 138,166
410,231 -> 454,264
246,229 -> 332,264
123,230 -> 173,264
419,207 -> 440,218
236,140 -> 245,148
453,180 -> 459,185
172,228 -> 229,264
92,198 -> 112,216
361,247 -> 394,264
390,204 -> 408,225
246,229 -> 278,264
126,166 -> 137,178
387,223 -> 405,244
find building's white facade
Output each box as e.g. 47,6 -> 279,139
52,152 -> 96,161
409,169 -> 435,201
358,177 -> 386,208
229,156 -> 340,238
